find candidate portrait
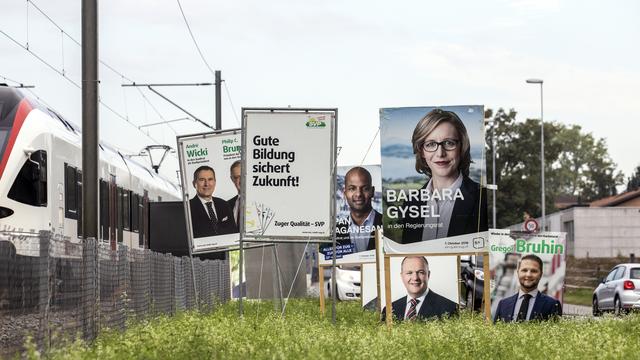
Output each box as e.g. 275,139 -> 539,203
401,109 -> 488,243
494,254 -> 562,323
382,256 -> 457,321
189,165 -> 238,238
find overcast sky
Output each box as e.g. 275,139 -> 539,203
2,0 -> 638,185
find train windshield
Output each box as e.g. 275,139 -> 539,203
0,87 -> 25,162
0,129 -> 8,159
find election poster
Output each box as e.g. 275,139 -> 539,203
490,229 -> 566,321
242,109 -> 336,240
177,129 -> 242,253
382,255 -> 459,321
380,105 -> 488,247
319,165 -> 382,265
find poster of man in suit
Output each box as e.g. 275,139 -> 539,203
382,255 -> 459,321
318,165 -> 382,265
177,130 -> 242,254
490,229 -> 566,322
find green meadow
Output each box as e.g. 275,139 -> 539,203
27,299 -> 640,360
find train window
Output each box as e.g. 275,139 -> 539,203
76,169 -> 82,238
140,190 -> 148,247
64,163 -> 78,219
131,193 -> 139,233
100,180 -> 109,240
116,187 -> 123,243
8,150 -> 47,206
122,190 -> 130,231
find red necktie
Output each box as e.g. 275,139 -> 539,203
406,298 -> 419,320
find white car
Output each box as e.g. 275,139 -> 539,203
592,263 -> 640,316
326,266 -> 361,301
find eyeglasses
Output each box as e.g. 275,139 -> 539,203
422,139 -> 459,152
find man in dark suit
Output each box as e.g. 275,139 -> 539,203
189,165 -> 237,239
227,160 -> 241,229
321,167 -> 382,259
494,254 -> 562,323
382,256 -> 457,321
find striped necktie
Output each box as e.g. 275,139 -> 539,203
406,298 -> 419,320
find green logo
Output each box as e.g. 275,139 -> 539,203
490,238 -> 564,255
305,117 -> 326,128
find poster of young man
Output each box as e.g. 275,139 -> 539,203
242,109 -> 336,240
380,106 -> 488,245
319,165 -> 382,265
490,229 -> 566,322
177,130 -> 242,253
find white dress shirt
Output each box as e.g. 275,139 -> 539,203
422,174 -> 463,241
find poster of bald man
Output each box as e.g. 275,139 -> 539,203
177,130 -> 242,254
319,165 -> 383,266
381,255 -> 459,321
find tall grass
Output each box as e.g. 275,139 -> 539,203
33,299 -> 640,359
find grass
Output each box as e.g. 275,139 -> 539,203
564,287 -> 594,306
27,299 -> 640,360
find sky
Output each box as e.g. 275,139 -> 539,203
1,0 -> 638,187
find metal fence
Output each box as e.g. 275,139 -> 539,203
0,230 -> 230,357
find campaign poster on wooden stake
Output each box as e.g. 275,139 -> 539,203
242,109 -> 336,240
380,105 -> 488,244
177,130 -> 242,253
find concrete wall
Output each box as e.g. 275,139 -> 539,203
244,243 -> 308,299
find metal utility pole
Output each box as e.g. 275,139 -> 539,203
526,78 -> 545,230
82,0 -> 99,240
215,70 -> 222,130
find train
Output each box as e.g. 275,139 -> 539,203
0,84 -> 182,255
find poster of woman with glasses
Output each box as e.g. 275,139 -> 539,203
380,106 -> 488,244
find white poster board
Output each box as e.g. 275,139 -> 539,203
177,130 -> 242,253
242,109 -> 336,240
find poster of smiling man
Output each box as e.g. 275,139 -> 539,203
177,129 -> 242,254
490,229 -> 566,322
380,106 -> 488,245
319,165 -> 383,265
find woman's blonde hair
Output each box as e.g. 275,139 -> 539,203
411,109 -> 471,177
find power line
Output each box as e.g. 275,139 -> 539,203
223,81 -> 241,127
175,0 -> 216,77
1,29 -> 81,88
360,127 -> 380,165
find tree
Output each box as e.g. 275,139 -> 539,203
485,108 -> 623,228
627,165 -> 640,192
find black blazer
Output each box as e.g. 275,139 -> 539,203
227,195 -> 239,225
494,292 -> 562,323
189,196 -> 237,238
335,210 -> 383,251
401,176 -> 488,243
382,290 -> 458,321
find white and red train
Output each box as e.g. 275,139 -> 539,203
0,85 -> 181,255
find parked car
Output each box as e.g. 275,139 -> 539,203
326,265 -> 361,301
592,263 -> 640,316
460,255 -> 484,310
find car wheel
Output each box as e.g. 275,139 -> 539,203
466,289 -> 474,310
614,296 -> 623,316
592,296 -> 601,317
